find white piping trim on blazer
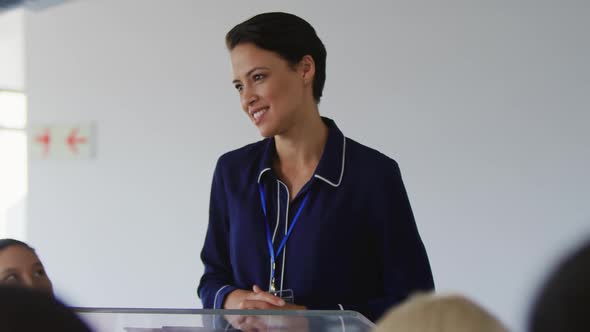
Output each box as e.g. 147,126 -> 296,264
277,179 -> 289,293
258,168 -> 279,291
257,167 -> 271,183
257,135 -> 346,290
314,136 -> 346,187
268,181 -> 281,291
213,285 -> 231,309
272,181 -> 280,243
257,136 -> 346,186
280,180 -> 291,292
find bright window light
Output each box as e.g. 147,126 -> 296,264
0,90 -> 27,238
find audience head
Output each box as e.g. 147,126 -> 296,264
0,238 -> 53,294
529,238 -> 590,332
374,292 -> 508,332
0,286 -> 91,332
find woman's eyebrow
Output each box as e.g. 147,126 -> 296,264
232,66 -> 270,84
0,268 -> 17,274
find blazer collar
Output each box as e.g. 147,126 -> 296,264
257,117 -> 346,188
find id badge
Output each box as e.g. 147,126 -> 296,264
271,289 -> 294,304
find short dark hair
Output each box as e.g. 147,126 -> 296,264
529,238 -> 590,332
226,12 -> 327,103
0,238 -> 35,254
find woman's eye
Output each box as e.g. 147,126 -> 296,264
34,269 -> 46,278
234,84 -> 243,92
2,274 -> 18,283
253,73 -> 265,81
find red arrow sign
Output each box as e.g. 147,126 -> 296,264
35,128 -> 51,158
66,128 -> 88,154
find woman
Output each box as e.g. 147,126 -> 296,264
198,12 -> 434,322
0,238 -> 53,294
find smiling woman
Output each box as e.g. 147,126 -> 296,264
197,12 -> 434,322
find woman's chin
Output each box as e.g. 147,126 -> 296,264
259,131 -> 274,138
257,125 -> 276,138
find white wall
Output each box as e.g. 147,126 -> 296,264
25,1 -> 590,331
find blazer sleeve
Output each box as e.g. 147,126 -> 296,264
309,160 -> 434,322
197,158 -> 237,309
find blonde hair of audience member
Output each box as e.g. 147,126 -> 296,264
374,293 -> 509,332
0,239 -> 53,295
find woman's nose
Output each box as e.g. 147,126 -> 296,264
241,86 -> 258,109
21,275 -> 35,288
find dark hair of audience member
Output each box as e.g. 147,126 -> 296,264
0,286 -> 92,332
529,238 -> 590,332
0,238 -> 34,252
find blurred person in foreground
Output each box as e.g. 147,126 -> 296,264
528,237 -> 590,332
0,286 -> 91,332
374,292 -> 509,332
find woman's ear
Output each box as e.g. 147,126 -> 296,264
299,55 -> 316,85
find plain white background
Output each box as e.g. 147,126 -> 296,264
16,1 -> 590,330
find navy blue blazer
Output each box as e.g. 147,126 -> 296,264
197,117 -> 434,322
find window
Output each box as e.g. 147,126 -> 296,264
0,90 -> 27,238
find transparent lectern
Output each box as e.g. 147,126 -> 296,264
75,308 -> 375,332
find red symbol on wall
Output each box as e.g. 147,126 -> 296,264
66,128 -> 88,154
35,128 -> 51,158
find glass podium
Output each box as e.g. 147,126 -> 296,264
75,308 -> 375,332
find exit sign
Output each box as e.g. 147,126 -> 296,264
29,123 -> 95,160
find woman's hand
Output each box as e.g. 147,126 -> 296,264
223,285 -> 306,310
224,285 -> 284,309
252,285 -> 306,310
223,286 -> 308,332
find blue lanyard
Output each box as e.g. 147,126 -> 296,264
258,182 -> 310,293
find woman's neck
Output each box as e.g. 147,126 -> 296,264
274,110 -> 328,172
273,109 -> 328,200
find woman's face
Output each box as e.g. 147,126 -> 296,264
0,245 -> 53,294
230,43 -> 311,137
